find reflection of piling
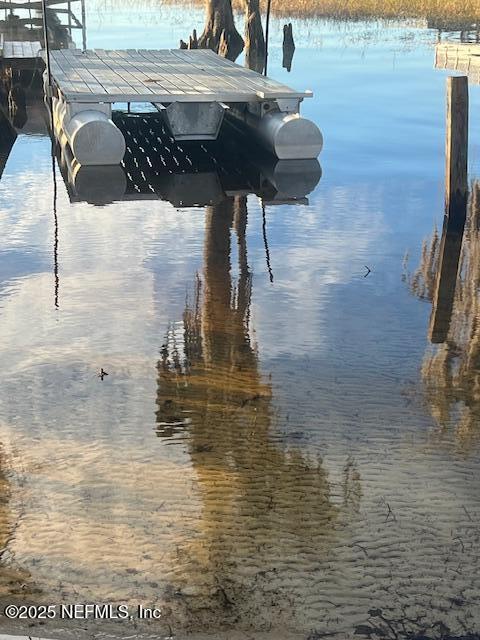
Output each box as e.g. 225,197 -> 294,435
429,76 -> 469,343
428,218 -> 465,343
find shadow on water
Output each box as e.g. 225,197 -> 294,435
405,182 -> 480,451
155,194 -> 362,631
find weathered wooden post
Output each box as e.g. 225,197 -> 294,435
445,75 -> 469,229
429,75 -> 469,343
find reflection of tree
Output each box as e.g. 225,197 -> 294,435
406,183 -> 480,449
0,447 -> 35,602
156,196 -> 360,632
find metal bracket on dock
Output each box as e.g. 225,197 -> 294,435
275,98 -> 302,114
163,101 -> 227,141
244,97 -> 301,119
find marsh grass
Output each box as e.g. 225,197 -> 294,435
167,0 -> 479,26
179,0 -> 480,27
235,0 -> 480,24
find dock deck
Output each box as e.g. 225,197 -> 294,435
49,48 -> 312,103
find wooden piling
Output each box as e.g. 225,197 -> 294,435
445,75 -> 468,230
428,76 -> 469,343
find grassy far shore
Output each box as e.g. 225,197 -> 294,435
104,0 -> 479,28
174,0 -> 480,25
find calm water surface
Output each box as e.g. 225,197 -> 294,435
0,3 -> 480,639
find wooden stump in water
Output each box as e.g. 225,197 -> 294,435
189,29 -> 199,49
282,23 -> 295,72
198,0 -> 244,61
180,28 -> 198,50
245,0 -> 265,73
218,28 -> 241,60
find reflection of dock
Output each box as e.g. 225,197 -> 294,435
435,43 -> 480,84
58,112 -> 321,206
428,217 -> 465,343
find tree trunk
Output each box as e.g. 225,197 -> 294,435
244,0 -> 265,73
198,0 -> 244,61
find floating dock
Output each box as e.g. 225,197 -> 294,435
47,48 -> 323,165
